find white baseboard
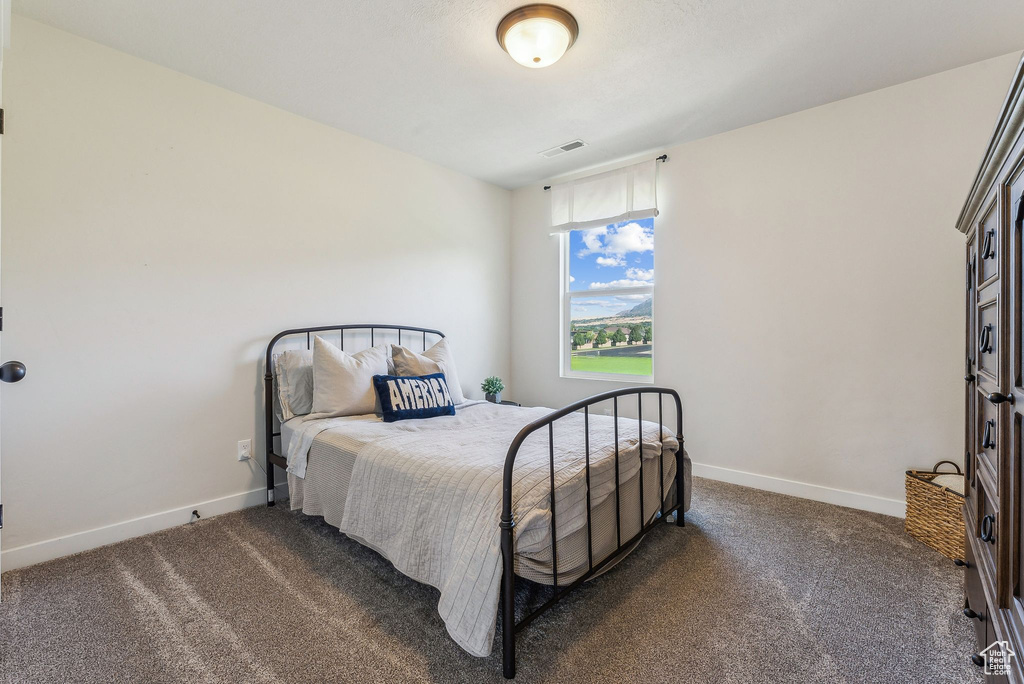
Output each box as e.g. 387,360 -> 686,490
2,463 -> 903,573
1,481 -> 289,573
692,462 -> 906,518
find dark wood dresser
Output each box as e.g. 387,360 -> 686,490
958,53 -> 1024,682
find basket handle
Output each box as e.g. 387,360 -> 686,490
931,460 -> 963,475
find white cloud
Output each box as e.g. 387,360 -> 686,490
575,226 -> 608,258
604,222 -> 653,255
571,294 -> 651,320
571,299 -> 611,314
625,267 -> 653,281
595,256 -> 625,267
576,222 -> 653,259
569,275 -> 575,283
589,279 -> 651,290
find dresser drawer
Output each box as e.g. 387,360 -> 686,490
964,536 -> 988,649
979,199 -> 999,285
975,479 -> 999,570
977,397 -> 1000,479
978,296 -> 999,381
984,620 -> 1011,683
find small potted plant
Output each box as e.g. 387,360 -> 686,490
481,376 -> 505,404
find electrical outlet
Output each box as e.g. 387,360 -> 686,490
237,439 -> 252,461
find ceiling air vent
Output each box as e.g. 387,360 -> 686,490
539,139 -> 588,158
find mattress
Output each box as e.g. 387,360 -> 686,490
284,403 -> 691,586
281,400 -> 690,656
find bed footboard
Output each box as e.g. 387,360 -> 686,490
499,387 -> 685,679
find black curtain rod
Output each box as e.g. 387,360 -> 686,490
543,154 -> 668,190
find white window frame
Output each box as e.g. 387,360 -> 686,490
559,231 -> 654,383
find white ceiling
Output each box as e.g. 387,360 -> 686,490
14,0 -> 1024,189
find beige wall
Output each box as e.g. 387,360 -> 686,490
510,52 -> 1022,514
2,17 -> 1018,568
0,18 -> 511,562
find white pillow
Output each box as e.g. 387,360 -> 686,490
391,338 -> 466,405
312,337 -> 390,416
273,349 -> 314,421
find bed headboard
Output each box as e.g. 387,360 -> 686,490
262,324 -> 445,505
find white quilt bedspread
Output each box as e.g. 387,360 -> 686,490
285,401 -> 679,657
284,411 -> 374,478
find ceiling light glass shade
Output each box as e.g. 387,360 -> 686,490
497,5 -> 578,69
503,17 -> 570,68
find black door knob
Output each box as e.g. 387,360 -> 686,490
987,392 -> 1014,405
0,361 -> 26,383
963,607 -> 984,621
954,558 -> 971,568
972,653 -> 985,667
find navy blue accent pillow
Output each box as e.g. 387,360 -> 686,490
373,372 -> 456,422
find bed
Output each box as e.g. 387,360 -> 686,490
264,324 -> 690,679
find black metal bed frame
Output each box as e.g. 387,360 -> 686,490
262,325 -> 685,680
499,386 -> 684,678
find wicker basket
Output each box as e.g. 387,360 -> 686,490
905,460 -> 965,561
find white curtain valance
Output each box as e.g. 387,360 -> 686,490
550,158 -> 659,232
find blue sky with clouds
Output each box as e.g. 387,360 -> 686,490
569,218 -> 654,291
569,218 -> 654,320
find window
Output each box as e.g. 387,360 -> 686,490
562,218 -> 654,380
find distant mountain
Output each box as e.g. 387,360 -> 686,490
616,297 -> 652,317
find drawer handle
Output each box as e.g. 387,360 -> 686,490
981,514 -> 996,543
963,607 -> 985,621
964,451 -> 972,482
972,653 -> 985,667
979,324 -> 993,354
987,392 -> 1014,405
954,558 -> 971,568
982,420 -> 996,450
965,373 -> 975,383
982,229 -> 995,260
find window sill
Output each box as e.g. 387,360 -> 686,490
560,370 -> 654,384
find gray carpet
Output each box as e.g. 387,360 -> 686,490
0,478 -> 979,683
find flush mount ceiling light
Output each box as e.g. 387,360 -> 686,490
496,4 -> 579,69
